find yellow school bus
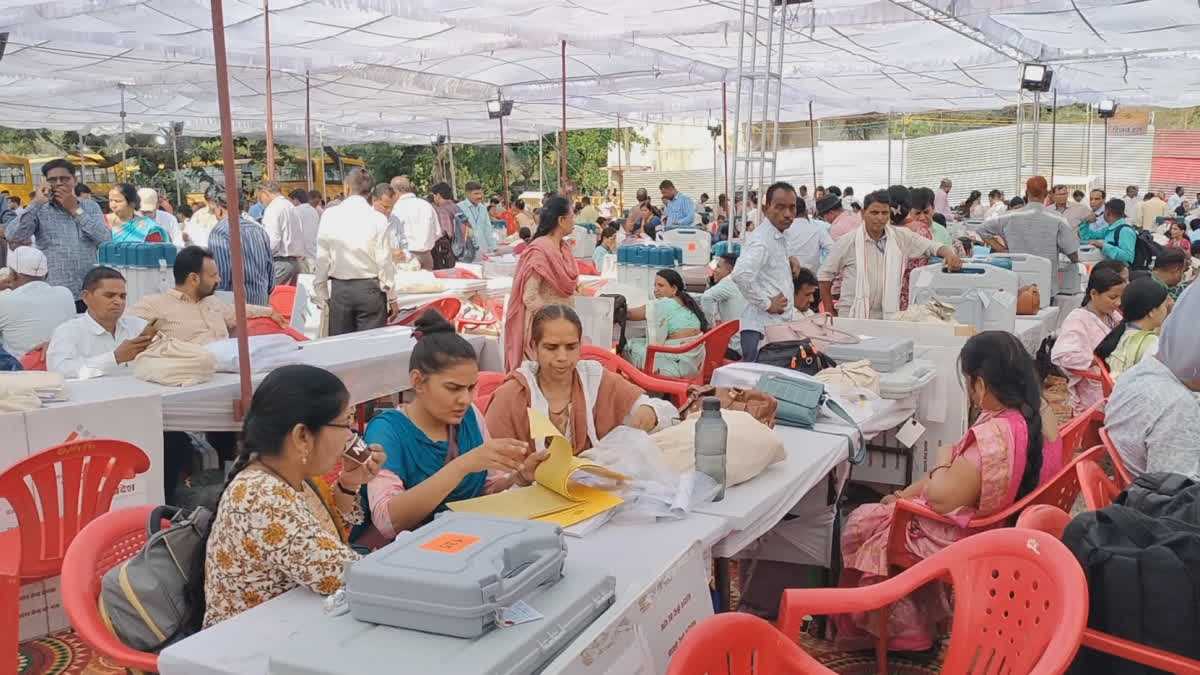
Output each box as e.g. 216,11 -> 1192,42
0,154 -> 34,203
276,154 -> 366,201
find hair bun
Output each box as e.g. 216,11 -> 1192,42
412,310 -> 456,338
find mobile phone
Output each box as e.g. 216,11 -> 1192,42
140,318 -> 161,337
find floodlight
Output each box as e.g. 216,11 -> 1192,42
1097,100 -> 1118,119
429,134 -> 440,144
154,134 -> 167,145
707,118 -> 722,138
1020,63 -> 1052,92
486,98 -> 514,119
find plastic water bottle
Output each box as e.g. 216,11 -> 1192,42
694,397 -> 728,501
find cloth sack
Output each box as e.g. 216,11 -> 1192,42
133,338 -> 217,386
815,359 -> 881,395
893,298 -> 960,325
762,314 -> 859,350
0,371 -> 65,411
650,409 -> 785,487
205,334 -> 301,373
678,384 -> 778,428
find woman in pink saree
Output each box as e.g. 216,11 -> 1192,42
898,188 -> 936,311
836,331 -> 1049,653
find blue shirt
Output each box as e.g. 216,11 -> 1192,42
208,215 -> 275,306
248,202 -> 265,221
6,200 -> 110,299
458,199 -> 497,254
663,192 -> 696,230
1078,217 -> 1136,265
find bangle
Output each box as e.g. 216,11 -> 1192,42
336,480 -> 360,497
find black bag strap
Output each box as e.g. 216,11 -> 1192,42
1099,505 -> 1161,549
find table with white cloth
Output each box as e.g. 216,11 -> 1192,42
158,512 -> 730,675
1014,305 -> 1060,355
50,327 -> 486,432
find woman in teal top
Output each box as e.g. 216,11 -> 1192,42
592,225 -> 618,272
355,311 -> 531,546
107,183 -> 169,243
623,268 -> 709,378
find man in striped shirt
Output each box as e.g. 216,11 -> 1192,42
204,188 -> 276,306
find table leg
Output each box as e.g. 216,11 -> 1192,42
715,557 -> 731,612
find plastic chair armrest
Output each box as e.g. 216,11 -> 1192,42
1083,629 -> 1200,674
1065,367 -> 1104,384
778,562 -> 952,636
885,498 -> 959,565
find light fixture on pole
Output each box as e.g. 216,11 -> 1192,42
1097,100 -> 1117,192
157,123 -> 184,207
708,118 -> 722,209
1019,63 -> 1053,92
488,96 -> 514,206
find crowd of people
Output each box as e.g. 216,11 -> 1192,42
2,155 -> 1198,662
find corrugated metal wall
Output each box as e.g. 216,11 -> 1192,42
1150,130 -> 1200,196
904,123 -> 1155,203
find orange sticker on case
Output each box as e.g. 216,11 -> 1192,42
420,532 -> 480,554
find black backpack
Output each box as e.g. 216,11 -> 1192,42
1109,223 -> 1163,270
755,339 -> 836,376
1063,474 -> 1200,674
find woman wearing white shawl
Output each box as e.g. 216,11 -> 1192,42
817,189 -> 962,319
1104,283 -> 1200,478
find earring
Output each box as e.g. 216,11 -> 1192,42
300,446 -> 310,466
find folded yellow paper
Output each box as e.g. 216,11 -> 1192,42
447,409 -> 626,526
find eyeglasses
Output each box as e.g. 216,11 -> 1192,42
326,423 -> 369,464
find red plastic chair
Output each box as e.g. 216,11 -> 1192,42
0,440 -> 150,664
474,371 -> 506,413
1017,507 -> 1200,674
665,612 -> 827,674
1076,457 -> 1123,511
18,343 -> 47,371
1065,356 -> 1114,400
60,505 -> 159,673
1014,504 -> 1073,539
245,316 -> 309,341
269,285 -> 297,321
1098,426 -> 1134,488
641,320 -> 739,386
456,295 -> 504,333
715,529 -> 1088,675
391,297 -> 463,327
432,267 -> 479,280
581,344 -> 690,407
1057,398 -> 1106,465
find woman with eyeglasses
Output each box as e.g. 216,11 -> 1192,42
355,311 -> 532,547
196,364 -> 385,627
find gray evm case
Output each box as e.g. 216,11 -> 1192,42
823,336 -> 915,372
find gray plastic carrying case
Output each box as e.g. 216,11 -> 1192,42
269,566 -> 616,675
345,512 -> 567,638
822,336 -> 914,372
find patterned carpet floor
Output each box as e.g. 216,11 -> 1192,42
18,630 -> 124,675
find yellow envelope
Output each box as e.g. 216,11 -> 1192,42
529,408 -> 626,498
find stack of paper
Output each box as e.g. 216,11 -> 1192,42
447,409 -> 626,528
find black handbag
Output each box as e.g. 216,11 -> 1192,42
755,338 -> 837,376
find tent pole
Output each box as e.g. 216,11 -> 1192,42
538,129 -> 543,193
560,40 -> 568,189
446,120 -> 457,199
1103,117 -> 1109,194
209,0 -> 253,419
722,80 -> 729,234
305,71 -> 313,192
616,114 -> 623,212
1049,89 -> 1057,185
262,0 -> 275,179
499,115 -> 510,207
808,101 -> 817,190
119,84 -> 127,166
887,110 -> 893,186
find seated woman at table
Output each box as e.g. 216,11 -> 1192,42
835,331 -> 1048,652
356,312 -> 533,546
504,196 -> 580,371
1095,276 -> 1171,379
199,365 -> 385,627
107,182 -> 170,243
1051,260 -> 1127,415
486,304 -> 679,457
622,269 -> 708,378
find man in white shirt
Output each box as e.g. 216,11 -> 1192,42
257,180 -> 305,286
1122,185 -> 1140,227
137,188 -> 184,247
184,200 -> 219,248
289,188 -> 321,273
699,253 -> 747,357
731,181 -> 799,362
1168,186 -> 1186,214
788,198 -> 835,274
1137,191 -> 1169,231
315,168 -> 393,335
390,175 -> 439,270
47,266 -> 152,376
1051,184 -> 1092,228
983,189 -> 1007,220
0,246 -> 77,358
371,183 -> 409,265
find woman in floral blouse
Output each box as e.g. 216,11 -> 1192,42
200,365 -> 385,627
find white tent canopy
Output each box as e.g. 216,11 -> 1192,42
0,0 -> 1198,144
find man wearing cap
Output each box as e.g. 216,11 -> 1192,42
0,246 -> 77,358
786,198 -> 834,277
137,187 -> 183,247
819,194 -> 861,241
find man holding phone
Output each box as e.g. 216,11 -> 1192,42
4,158 -> 111,312
47,266 -> 155,376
